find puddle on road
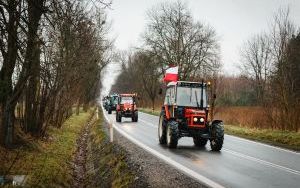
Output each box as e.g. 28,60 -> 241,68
0,175 -> 27,186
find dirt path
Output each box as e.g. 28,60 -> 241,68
72,116 -> 94,188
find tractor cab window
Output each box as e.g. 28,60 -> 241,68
111,96 -> 118,104
164,87 -> 175,105
176,86 -> 207,107
121,97 -> 133,104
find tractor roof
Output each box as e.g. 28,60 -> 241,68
119,93 -> 137,97
167,81 -> 209,88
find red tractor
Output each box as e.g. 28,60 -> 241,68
158,81 -> 224,150
116,94 -> 138,122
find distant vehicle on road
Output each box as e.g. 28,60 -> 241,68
103,96 -> 110,111
158,81 -> 224,150
107,94 -> 119,114
116,94 -> 138,122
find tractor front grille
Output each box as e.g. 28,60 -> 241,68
193,117 -> 205,125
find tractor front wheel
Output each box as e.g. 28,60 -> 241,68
132,111 -> 138,122
193,137 -> 208,147
158,113 -> 166,144
166,120 -> 179,149
210,120 -> 224,151
116,112 -> 122,122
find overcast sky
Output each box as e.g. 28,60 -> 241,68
102,0 -> 300,95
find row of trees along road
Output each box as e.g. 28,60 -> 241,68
111,1 -> 221,110
0,0 -> 113,148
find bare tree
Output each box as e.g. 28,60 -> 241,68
239,7 -> 299,131
0,0 -> 112,147
134,51 -> 161,111
240,33 -> 271,103
144,1 -> 220,80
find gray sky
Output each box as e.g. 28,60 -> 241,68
102,0 -> 300,95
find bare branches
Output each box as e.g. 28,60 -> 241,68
143,1 -> 220,80
239,7 -> 300,131
0,0 -> 112,147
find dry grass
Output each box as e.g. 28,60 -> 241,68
88,110 -> 135,188
214,106 -> 269,129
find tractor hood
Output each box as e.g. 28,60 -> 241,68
185,108 -> 206,115
123,103 -> 133,109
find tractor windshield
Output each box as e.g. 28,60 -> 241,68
176,86 -> 207,107
121,97 -> 133,104
111,96 -> 118,104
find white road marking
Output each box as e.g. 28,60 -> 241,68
223,148 -> 300,176
139,119 -> 157,128
102,106 -> 225,188
225,134 -> 300,155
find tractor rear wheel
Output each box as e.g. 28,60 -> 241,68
210,120 -> 224,151
158,113 -> 166,144
193,137 -> 208,147
166,120 -> 179,148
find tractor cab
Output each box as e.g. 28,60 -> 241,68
107,94 -> 119,114
116,94 -> 138,122
158,81 -> 224,150
164,81 -> 209,128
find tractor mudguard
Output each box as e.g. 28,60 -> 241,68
164,105 -> 171,120
212,120 -> 223,125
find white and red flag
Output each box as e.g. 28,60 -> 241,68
163,66 -> 178,82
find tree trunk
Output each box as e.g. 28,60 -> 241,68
0,1 -> 20,147
151,98 -> 155,113
24,0 -> 44,136
3,101 -> 15,148
76,99 -> 80,115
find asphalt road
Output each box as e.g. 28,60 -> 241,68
102,109 -> 300,188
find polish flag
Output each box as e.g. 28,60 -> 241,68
163,66 -> 178,82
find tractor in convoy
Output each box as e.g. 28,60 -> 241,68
103,96 -> 110,111
158,81 -> 224,150
116,94 -> 138,122
107,94 -> 119,114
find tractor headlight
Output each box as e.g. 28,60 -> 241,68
200,118 -> 205,122
193,117 -> 198,122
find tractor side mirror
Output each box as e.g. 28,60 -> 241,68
158,88 -> 163,95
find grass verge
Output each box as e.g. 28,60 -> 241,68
225,125 -> 300,151
88,110 -> 135,188
139,108 -> 160,116
0,110 -> 91,187
140,107 -> 300,151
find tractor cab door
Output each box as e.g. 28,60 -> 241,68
116,96 -> 121,111
163,86 -> 176,119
